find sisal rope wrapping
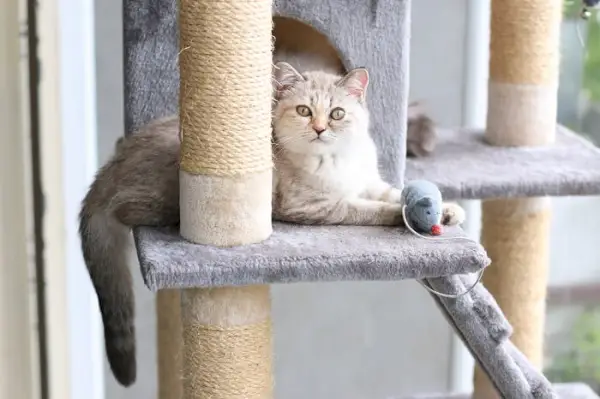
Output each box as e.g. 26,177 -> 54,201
178,0 -> 273,177
157,290 -> 183,399
474,1 -> 560,396
486,0 -> 562,147
480,198 -> 551,368
177,0 -> 274,246
473,366 -> 500,399
489,0 -> 562,86
474,199 -> 552,399
177,1 -> 274,396
181,285 -> 273,399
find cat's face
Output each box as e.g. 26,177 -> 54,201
272,62 -> 370,156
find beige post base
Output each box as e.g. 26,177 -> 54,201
157,290 -> 183,399
179,170 -> 272,247
181,285 -> 273,399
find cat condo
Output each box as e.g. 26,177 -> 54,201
122,0 -> 600,397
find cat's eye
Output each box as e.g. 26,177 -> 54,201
296,105 -> 312,117
330,107 -> 346,120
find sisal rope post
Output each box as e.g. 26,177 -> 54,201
157,290 -> 183,399
177,0 -> 274,397
473,1 -> 562,397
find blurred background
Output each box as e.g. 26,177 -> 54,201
1,0 -> 599,398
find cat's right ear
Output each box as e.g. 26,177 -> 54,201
273,62 -> 303,99
338,68 -> 369,100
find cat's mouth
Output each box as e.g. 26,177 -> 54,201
310,136 -> 329,143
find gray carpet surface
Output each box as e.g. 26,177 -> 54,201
425,275 -> 556,398
396,383 -> 599,399
405,126 -> 600,201
134,223 -> 489,291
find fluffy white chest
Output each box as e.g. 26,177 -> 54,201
307,153 -> 372,197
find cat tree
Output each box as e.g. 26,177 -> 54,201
121,0 -> 600,397
475,1 -> 560,396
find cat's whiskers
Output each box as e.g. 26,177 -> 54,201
326,131 -> 339,141
272,135 -> 307,158
276,135 -> 308,148
275,134 -> 307,146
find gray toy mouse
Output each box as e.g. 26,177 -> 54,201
401,179 -> 443,235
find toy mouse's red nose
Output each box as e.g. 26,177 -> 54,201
431,225 -> 442,236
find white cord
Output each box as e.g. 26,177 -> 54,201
576,20 -> 586,48
419,269 -> 485,299
577,2 -> 599,48
576,19 -> 586,49
401,205 -> 485,299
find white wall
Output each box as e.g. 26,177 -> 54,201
549,197 -> 600,286
410,0 -> 469,127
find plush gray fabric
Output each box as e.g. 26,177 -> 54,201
425,275 -> 541,398
405,126 -> 600,201
396,383 -> 599,398
505,340 -> 557,398
134,223 -> 489,291
123,0 -> 411,185
423,273 -> 562,398
123,0 -> 178,132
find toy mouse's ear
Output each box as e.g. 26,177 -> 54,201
416,197 -> 433,207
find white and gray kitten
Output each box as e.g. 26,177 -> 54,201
78,54 -> 463,387
271,60 -> 463,226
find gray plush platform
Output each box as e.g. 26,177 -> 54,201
425,274 -> 556,398
134,223 -> 489,291
396,383 -> 599,398
405,126 -> 600,201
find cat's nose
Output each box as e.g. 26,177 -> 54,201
313,126 -> 326,135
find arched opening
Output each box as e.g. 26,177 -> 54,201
273,16 -> 345,74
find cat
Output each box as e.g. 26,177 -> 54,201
271,62 -> 451,225
79,117 -> 180,386
406,101 -> 437,157
79,57 -> 462,387
273,48 -> 438,160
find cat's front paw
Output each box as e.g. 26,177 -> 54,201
441,202 -> 466,226
387,187 -> 403,203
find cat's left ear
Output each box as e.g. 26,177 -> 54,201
273,62 -> 304,99
338,68 -> 369,100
